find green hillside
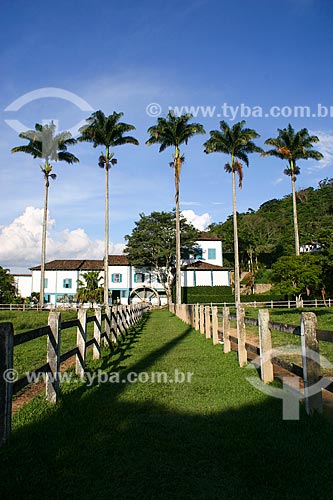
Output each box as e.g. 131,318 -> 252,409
209,178 -> 333,269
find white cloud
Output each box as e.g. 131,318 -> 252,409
180,201 -> 202,207
0,207 -> 125,269
181,210 -> 212,231
307,130 -> 333,172
272,177 -> 284,185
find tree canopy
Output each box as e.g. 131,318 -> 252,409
76,271 -> 104,306
124,211 -> 200,301
209,179 -> 333,270
0,267 -> 18,304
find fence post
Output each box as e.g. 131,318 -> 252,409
46,312 -> 61,404
76,308 -> 87,377
199,305 -> 205,334
104,305 -> 111,347
212,306 -> 219,345
111,306 -> 118,342
194,304 -> 199,330
223,306 -> 231,353
93,308 -> 102,360
258,309 -> 274,383
301,312 -> 322,415
237,306 -> 247,367
205,306 -> 211,339
0,323 -> 14,447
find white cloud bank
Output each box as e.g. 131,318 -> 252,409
308,130 -> 333,172
0,207 -> 125,270
181,210 -> 212,231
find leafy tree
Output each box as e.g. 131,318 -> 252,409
271,254 -> 322,298
78,111 -> 139,306
146,112 -> 205,305
204,120 -> 262,306
76,271 -> 104,307
124,211 -> 200,304
0,267 -> 18,303
11,122 -> 79,308
264,124 -> 323,256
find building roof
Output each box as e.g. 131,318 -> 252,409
198,232 -> 222,241
182,260 -> 231,271
30,255 -> 129,271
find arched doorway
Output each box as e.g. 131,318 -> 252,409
129,285 -> 160,306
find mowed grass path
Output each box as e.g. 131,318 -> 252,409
1,310 -> 333,500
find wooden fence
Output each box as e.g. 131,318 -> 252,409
1,298 -> 332,312
170,303 -> 333,417
0,303 -> 149,446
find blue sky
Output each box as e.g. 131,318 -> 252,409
1,0 -> 333,272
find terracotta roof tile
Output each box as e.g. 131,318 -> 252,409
30,255 -> 129,271
182,260 -> 231,271
198,232 -> 222,241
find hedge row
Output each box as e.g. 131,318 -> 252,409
173,286 -> 234,304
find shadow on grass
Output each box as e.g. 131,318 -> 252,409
1,313 -> 333,500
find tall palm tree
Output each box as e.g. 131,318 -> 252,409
11,122 -> 79,308
264,124 -> 323,256
146,112 -> 205,305
78,111 -> 139,306
204,120 -> 262,308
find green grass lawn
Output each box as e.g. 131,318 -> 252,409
241,308 -> 333,374
1,309 -> 333,499
0,309 -> 95,377
245,306 -> 333,331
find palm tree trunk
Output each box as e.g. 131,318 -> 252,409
39,176 -> 48,309
175,167 -> 181,305
232,167 -> 240,307
291,173 -> 300,256
104,158 -> 109,306
232,164 -> 247,367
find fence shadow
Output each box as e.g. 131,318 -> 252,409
1,313 -> 333,499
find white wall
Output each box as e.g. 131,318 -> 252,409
196,240 -> 223,266
14,275 -> 32,298
181,270 -> 230,287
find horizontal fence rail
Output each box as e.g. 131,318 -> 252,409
1,298 -> 332,312
227,314 -> 333,343
170,302 -> 332,419
0,304 -> 149,447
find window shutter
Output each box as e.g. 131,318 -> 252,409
119,274 -> 122,283
134,274 -> 137,283
111,274 -> 115,283
208,248 -> 216,260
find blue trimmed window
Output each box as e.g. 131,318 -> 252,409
112,273 -> 122,283
44,278 -> 48,288
134,273 -> 144,283
63,278 -> 72,289
208,248 -> 216,260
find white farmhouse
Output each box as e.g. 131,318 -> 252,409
16,233 -> 230,306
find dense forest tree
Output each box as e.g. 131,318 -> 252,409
124,211 -> 200,304
208,178 -> 333,278
0,267 -> 18,303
